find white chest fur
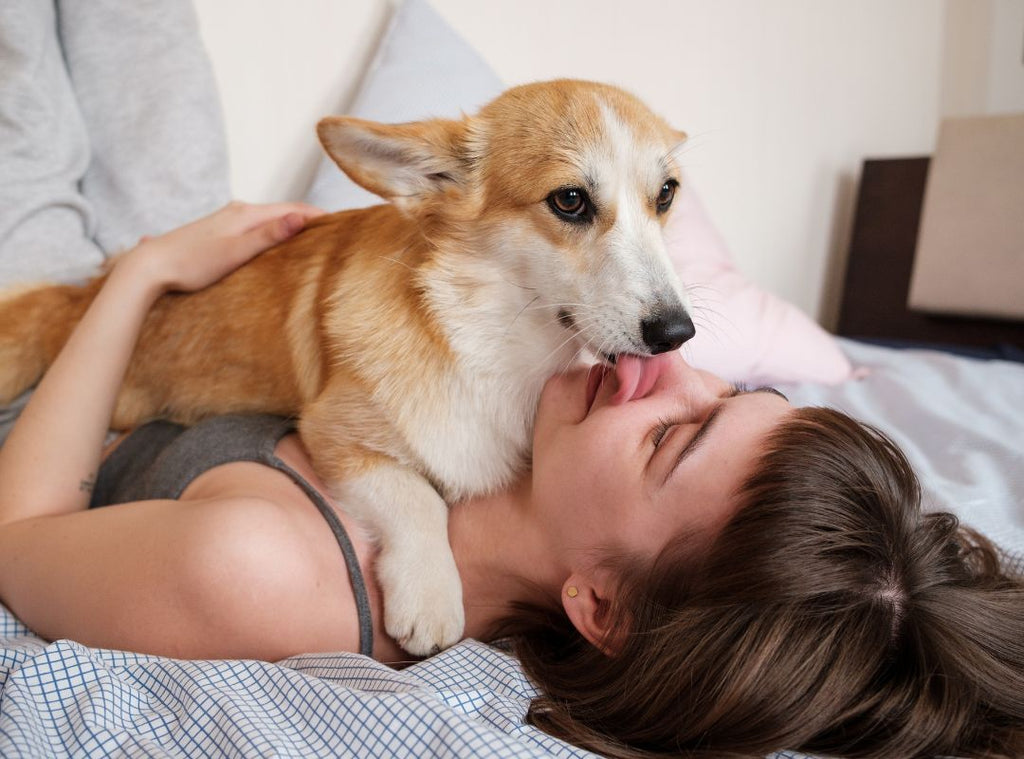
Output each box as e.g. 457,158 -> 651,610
392,255 -> 583,501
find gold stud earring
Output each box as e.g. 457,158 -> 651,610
566,586 -> 579,598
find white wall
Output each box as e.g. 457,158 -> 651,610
194,0 -> 389,210
194,0 -> 1022,325
987,0 -> 1024,113
943,0 -> 1024,117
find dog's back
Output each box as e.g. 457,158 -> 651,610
0,205 -> 418,426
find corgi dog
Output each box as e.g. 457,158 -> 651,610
0,80 -> 694,655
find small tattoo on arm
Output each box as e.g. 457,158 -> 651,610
79,473 -> 96,494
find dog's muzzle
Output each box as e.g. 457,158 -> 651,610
641,306 -> 695,354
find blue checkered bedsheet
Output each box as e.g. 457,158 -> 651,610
0,603 -> 593,758
0,603 -> 817,758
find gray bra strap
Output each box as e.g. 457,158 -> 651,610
263,454 -> 374,658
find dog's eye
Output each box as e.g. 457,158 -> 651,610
547,188 -> 592,222
656,180 -> 678,214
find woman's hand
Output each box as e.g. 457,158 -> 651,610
116,201 -> 325,294
0,201 -> 323,525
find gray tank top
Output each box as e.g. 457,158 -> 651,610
91,414 -> 373,657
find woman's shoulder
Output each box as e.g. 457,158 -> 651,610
173,494 -> 365,659
177,495 -> 316,587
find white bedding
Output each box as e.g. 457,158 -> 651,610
0,340 -> 1021,758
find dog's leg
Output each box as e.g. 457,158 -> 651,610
301,376 -> 464,654
341,462 -> 464,655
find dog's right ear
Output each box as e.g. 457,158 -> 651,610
317,116 -> 469,212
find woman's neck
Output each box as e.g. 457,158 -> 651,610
447,475 -> 564,641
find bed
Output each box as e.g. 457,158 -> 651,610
1,1 -> 1021,757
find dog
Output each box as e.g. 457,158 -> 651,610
0,80 -> 695,655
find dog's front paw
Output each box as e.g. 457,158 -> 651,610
378,546 -> 465,656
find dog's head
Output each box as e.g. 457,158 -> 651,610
317,79 -> 694,362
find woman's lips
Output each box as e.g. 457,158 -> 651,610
584,363 -> 609,416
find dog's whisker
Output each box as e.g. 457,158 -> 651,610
560,333 -> 594,374
537,325 -> 590,370
562,325 -> 613,375
684,288 -> 739,343
685,283 -> 726,310
554,318 -> 605,356
558,312 -> 601,328
537,310 -> 603,337
523,302 -> 592,313
497,275 -> 537,291
565,313 -> 614,356
504,295 -> 541,338
700,312 -> 739,345
577,339 -> 611,374
559,341 -> 591,376
583,333 -> 609,366
685,302 -> 739,351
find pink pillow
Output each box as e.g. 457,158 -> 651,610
667,181 -> 853,385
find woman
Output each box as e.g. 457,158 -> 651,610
0,204 -> 1020,758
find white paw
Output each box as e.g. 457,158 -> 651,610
378,545 -> 465,656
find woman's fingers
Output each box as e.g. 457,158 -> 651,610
227,211 -> 309,268
118,201 -> 328,294
229,201 -> 325,234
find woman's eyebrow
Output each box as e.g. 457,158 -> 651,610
753,385 -> 788,401
661,385 -> 784,486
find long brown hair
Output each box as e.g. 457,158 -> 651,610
499,406 -> 1024,758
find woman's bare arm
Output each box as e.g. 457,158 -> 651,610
0,492 -> 342,660
0,202 -> 349,659
0,202 -> 321,525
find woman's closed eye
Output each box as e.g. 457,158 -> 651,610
651,418 -> 683,449
649,384 -> 744,450
648,384 -> 768,457
649,383 -> 790,479
647,418 -> 692,475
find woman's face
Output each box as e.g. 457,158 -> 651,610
531,353 -> 793,567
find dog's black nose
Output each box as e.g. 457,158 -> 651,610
641,308 -> 695,354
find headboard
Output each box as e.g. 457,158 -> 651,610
837,157 -> 1024,352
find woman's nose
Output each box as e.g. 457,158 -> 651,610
653,352 -> 699,388
648,353 -> 722,404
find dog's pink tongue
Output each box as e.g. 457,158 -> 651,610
610,354 -> 671,404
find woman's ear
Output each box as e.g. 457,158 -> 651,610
561,573 -> 624,656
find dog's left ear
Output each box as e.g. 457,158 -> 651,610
317,116 -> 469,211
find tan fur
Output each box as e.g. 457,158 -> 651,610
0,80 -> 691,653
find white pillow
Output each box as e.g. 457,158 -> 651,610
304,0 -> 502,211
